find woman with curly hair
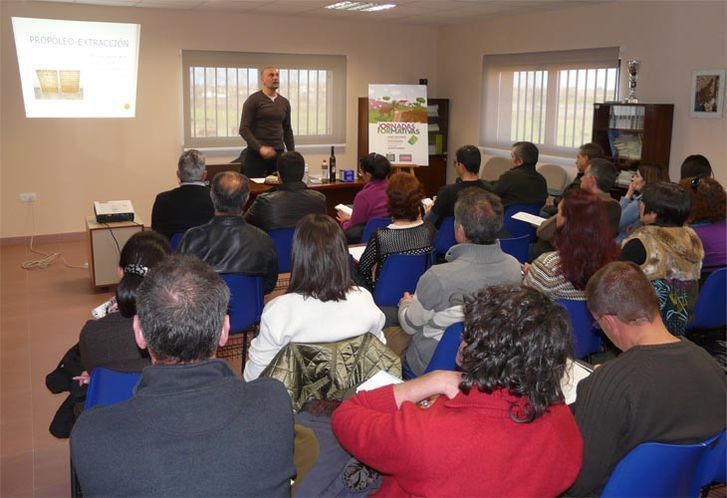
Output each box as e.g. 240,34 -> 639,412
679,175 -> 726,275
523,188 -> 620,300
355,172 -> 435,290
332,286 -> 582,497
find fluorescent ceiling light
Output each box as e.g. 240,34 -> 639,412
326,2 -> 396,12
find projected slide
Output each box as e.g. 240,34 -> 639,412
12,17 -> 140,118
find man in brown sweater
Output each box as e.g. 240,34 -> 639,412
568,261 -> 726,496
239,67 -> 295,178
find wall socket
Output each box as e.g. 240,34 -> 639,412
19,192 -> 37,202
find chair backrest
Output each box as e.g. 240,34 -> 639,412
361,217 -> 391,243
699,429 -> 726,487
503,202 -> 543,240
268,227 -> 296,274
84,368 -> 142,410
433,216 -> 456,258
423,322 -> 464,374
601,431 -> 724,498
373,253 -> 432,307
169,232 -> 184,251
537,164 -> 569,196
220,273 -> 264,334
555,299 -> 602,359
689,267 -> 726,330
480,156 -> 511,182
499,234 -> 530,264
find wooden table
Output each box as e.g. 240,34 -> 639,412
206,163 -> 365,217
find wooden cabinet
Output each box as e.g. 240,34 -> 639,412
358,97 -> 449,197
592,103 -> 674,171
86,217 -> 144,290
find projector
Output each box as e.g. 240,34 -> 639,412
94,200 -> 135,223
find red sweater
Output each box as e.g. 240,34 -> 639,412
332,385 -> 582,497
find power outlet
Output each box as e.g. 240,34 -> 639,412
19,192 -> 37,202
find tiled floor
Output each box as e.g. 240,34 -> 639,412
2,239 -> 113,497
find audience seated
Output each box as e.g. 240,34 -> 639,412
679,175 -> 726,275
490,141 -> 548,207
541,142 -> 603,217
523,189 -> 619,301
398,188 -> 521,376
244,151 -> 326,232
179,171 -> 278,294
337,152 -> 391,243
621,182 -> 704,336
71,255 -> 295,497
356,172 -> 435,290
333,286 -> 583,497
151,149 -> 214,241
568,261 -> 726,497
79,231 -> 170,374
244,214 -> 385,381
424,145 -> 492,227
616,164 -> 670,243
680,154 -> 713,179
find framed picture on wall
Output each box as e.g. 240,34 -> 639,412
690,69 -> 725,118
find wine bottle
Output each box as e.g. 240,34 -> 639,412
329,146 -> 336,183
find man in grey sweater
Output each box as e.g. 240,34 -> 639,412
398,188 -> 522,376
71,255 -> 295,497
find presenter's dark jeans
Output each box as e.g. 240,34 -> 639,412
241,148 -> 283,178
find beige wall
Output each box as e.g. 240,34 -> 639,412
438,0 -> 726,184
0,1 -> 439,237
2,0 -> 725,237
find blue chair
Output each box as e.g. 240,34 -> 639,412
169,232 -> 184,251
84,368 -> 141,410
373,253 -> 432,307
268,227 -> 296,274
556,299 -> 601,359
361,217 -> 391,243
601,431 -> 725,498
688,267 -> 726,330
221,273 -> 264,334
423,322 -> 464,374
699,430 -> 726,487
433,216 -> 456,259
503,203 -> 543,241
500,234 -> 530,264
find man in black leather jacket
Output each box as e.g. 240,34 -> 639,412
245,151 -> 326,232
179,171 -> 278,294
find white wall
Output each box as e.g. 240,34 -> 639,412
438,0 -> 727,184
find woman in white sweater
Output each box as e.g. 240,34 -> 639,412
244,214 -> 386,381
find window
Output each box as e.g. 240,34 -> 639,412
481,48 -> 620,154
182,51 -> 346,148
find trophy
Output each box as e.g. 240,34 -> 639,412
625,60 -> 640,103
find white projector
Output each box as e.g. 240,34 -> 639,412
94,200 -> 135,223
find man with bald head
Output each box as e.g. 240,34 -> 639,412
179,171 -> 278,294
239,67 -> 295,178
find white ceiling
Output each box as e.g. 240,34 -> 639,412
30,0 -> 607,25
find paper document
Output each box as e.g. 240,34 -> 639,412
512,211 -> 546,226
422,198 -> 434,209
560,359 -> 593,405
348,245 -> 366,262
335,204 -> 353,216
356,370 -> 403,393
250,177 -> 267,184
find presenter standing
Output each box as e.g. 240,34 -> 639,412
239,67 -> 295,178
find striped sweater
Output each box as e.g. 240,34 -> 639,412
522,251 -> 585,301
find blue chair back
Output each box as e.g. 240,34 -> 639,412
361,217 -> 391,243
433,216 -> 456,259
373,253 -> 432,307
503,203 -> 543,240
268,227 -> 296,274
689,267 -> 726,330
423,322 -> 464,374
220,273 -> 264,334
84,368 -> 142,410
698,429 -> 726,488
500,234 -> 530,264
601,431 -> 724,498
169,232 -> 184,251
556,299 -> 601,359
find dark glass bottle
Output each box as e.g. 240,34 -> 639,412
329,146 -> 336,183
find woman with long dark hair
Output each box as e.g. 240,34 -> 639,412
332,286 -> 582,497
244,214 -> 385,381
679,175 -> 726,275
523,188 -> 620,300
